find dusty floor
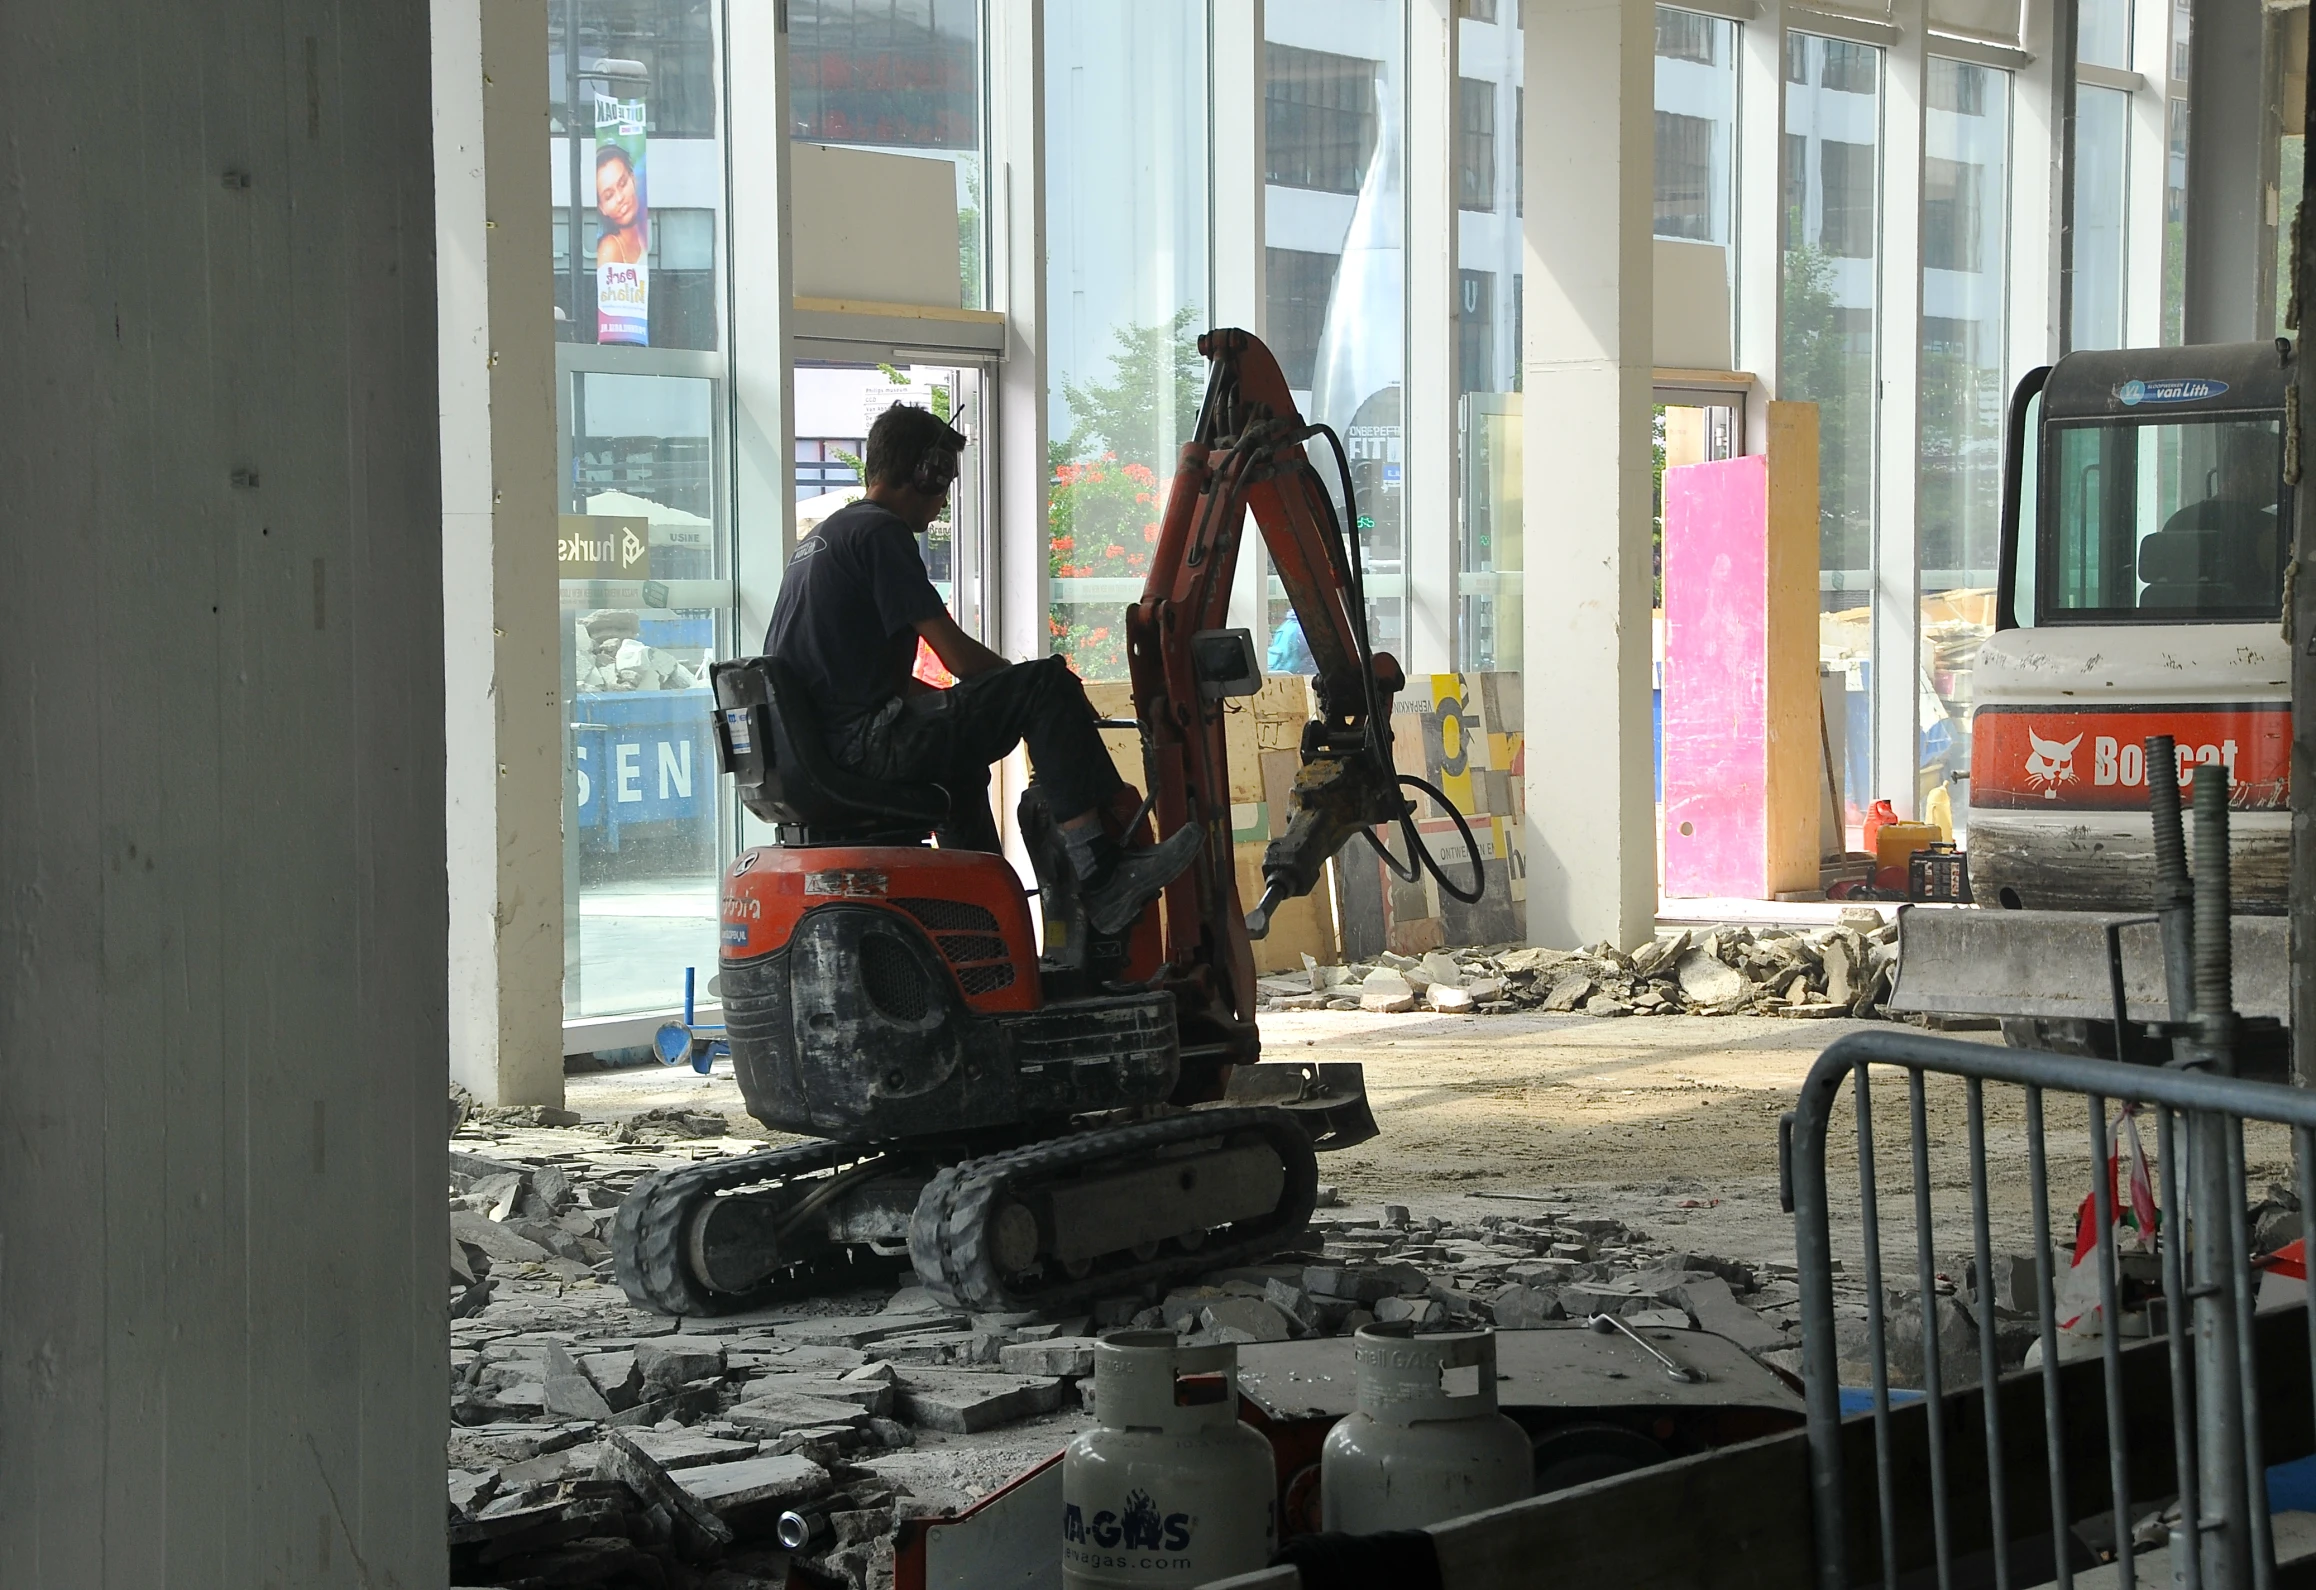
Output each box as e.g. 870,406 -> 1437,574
569,1007 -> 2296,1286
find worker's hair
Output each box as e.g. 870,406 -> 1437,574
864,403 -> 966,493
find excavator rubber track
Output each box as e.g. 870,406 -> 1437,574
907,1105 -> 1320,1314
612,1139 -> 906,1316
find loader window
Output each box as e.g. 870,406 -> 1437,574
2043,415 -> 2286,622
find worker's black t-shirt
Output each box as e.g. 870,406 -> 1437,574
763,499 -> 945,738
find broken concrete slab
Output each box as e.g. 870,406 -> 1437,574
890,1369 -> 1065,1434
1199,1297 -> 1292,1342
774,1313 -> 969,1348
723,1392 -> 874,1435
542,1373 -> 613,1422
1675,1275 -> 1785,1351
1542,973 -> 1594,1012
449,1209 -> 554,1266
1358,969 -> 1417,1013
1490,1285 -> 1564,1328
1674,950 -> 1747,1004
998,1337 -> 1099,1377
745,1373 -> 895,1417
635,1336 -> 728,1392
671,1452 -> 831,1516
598,1428 -> 736,1551
619,1428 -> 760,1470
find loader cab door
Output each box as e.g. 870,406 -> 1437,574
1995,367 -> 2050,630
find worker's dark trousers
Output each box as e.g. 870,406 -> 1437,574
840,655 -> 1124,853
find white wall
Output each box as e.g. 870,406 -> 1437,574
0,0 -> 449,1582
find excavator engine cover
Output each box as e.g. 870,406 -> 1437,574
720,845 -> 1180,1141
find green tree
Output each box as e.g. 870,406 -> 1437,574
1780,240 -> 1872,583
1056,306 -> 1206,467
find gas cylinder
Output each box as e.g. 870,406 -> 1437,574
1062,1332 -> 1276,1589
1320,1323 -> 1533,1531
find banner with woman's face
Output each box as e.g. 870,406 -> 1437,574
593,96 -> 649,346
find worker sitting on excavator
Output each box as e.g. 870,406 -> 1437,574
763,401 -> 1201,935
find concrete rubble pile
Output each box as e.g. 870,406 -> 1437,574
444,1111 -> 1807,1586
1258,911 -> 1902,1021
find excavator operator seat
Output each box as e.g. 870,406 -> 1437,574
708,656 -> 949,844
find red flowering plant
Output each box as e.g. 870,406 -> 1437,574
1048,457 -> 1163,678
1047,310 -> 1205,681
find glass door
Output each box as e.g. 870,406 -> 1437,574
557,348 -> 732,1021
790,349 -> 995,649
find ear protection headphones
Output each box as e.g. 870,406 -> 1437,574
913,446 -> 961,495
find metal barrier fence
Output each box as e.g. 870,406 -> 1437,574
1791,754 -> 2311,1590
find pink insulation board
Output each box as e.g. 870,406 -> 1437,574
1662,454 -> 1772,898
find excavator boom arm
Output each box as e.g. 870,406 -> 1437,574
1121,328 -> 1428,1081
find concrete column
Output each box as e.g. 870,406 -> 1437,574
728,0 -> 796,855
1734,0 -> 1786,416
2013,0 -> 2064,372
990,0 -> 1047,880
991,0 -> 1049,668
1875,3 -> 1928,820
1405,0 -> 1461,674
437,0 -> 566,1102
730,1 -> 797,642
1521,0 -> 1657,949
1,0 -> 447,1581
2124,0 -> 2180,346
1214,0 -> 1272,646
2183,0 -> 2267,343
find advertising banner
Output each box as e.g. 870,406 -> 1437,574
1970,703 -> 2290,810
593,95 -> 649,346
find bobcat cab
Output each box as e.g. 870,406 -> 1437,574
1887,340 -> 2295,1070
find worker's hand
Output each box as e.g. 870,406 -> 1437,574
916,611 -> 1009,679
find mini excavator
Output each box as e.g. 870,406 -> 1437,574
611,328 -> 1486,1317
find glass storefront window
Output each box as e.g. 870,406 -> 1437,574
1457,1 -> 1525,671
1919,59 -> 2010,837
1044,1 -> 1209,682
1653,8 -> 1737,254
788,1 -> 987,309
2079,0 -> 2132,70
792,360 -> 991,637
559,369 -> 728,1020
2073,85 -> 2130,352
1265,0 -> 1408,661
548,0 -> 732,1024
1783,34 -> 1882,660
549,0 -> 721,351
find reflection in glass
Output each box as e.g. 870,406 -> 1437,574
1781,34 -> 1881,617
1044,1 -> 1209,682
788,0 -> 986,307
549,0 -> 721,351
1919,60 -> 2010,835
2046,417 -> 2287,619
1267,0 -> 1407,660
2078,0 -> 2132,68
562,370 -> 724,1019
1455,3 -> 1524,671
2072,85 -> 2130,352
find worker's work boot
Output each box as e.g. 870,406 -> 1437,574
1066,821 -> 1205,937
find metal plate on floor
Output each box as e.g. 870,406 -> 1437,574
1233,1324 -> 1804,1423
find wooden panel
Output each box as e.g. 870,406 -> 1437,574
1763,402 -> 1823,890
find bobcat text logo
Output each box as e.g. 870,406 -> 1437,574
1064,1491 -> 1193,1553
2024,729 -> 2082,799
